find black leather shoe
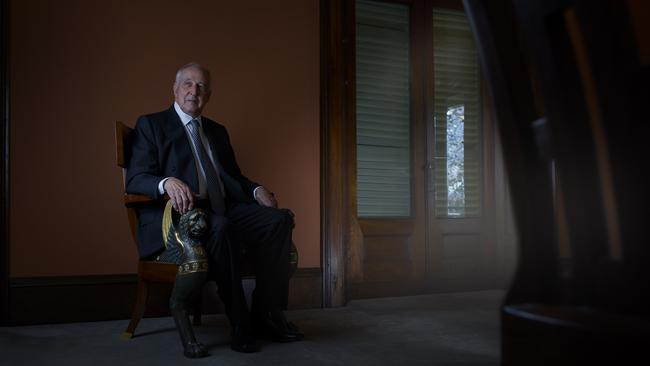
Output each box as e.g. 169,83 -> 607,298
183,341 -> 209,358
254,312 -> 304,342
231,325 -> 259,353
271,310 -> 304,339
286,320 -> 302,335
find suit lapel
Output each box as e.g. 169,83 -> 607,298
164,107 -> 199,193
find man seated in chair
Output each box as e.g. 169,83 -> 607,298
125,62 -> 303,356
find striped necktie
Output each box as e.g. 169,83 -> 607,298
187,119 -> 226,215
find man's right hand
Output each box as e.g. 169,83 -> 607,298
163,177 -> 196,214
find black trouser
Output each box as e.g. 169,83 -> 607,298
202,203 -> 293,326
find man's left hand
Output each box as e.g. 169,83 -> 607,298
255,186 -> 278,208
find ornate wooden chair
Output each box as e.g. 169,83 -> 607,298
116,121 -> 202,339
116,121 -> 298,339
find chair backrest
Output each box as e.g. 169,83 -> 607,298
115,121 -> 133,169
115,121 -> 138,242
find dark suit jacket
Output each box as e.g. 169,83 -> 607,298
125,106 -> 259,258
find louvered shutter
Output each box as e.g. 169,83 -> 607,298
432,8 -> 482,218
356,0 -> 411,217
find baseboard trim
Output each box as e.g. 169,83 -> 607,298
349,279 -> 428,300
8,267 -> 322,326
350,278 -> 506,300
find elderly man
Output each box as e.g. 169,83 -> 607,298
126,62 -> 303,356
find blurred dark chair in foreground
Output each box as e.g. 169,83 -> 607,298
463,0 -> 649,364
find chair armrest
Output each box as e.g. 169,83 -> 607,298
124,194 -> 169,208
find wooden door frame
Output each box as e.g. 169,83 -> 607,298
319,0 -> 498,303
321,0 -> 500,301
1,0 -> 10,326
320,0 -> 353,307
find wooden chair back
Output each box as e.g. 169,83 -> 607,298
115,121 -> 132,169
115,121 -> 138,241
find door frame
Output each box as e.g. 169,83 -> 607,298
320,0 -> 353,307
1,0 -> 10,326
320,0 -> 503,303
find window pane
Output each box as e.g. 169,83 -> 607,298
432,8 -> 482,218
356,0 -> 411,217
447,105 -> 466,216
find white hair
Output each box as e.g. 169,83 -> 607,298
174,62 -> 211,88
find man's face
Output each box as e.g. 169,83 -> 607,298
173,67 -> 211,117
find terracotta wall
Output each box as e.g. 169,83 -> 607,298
10,0 -> 320,277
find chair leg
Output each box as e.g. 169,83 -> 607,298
122,278 -> 149,339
